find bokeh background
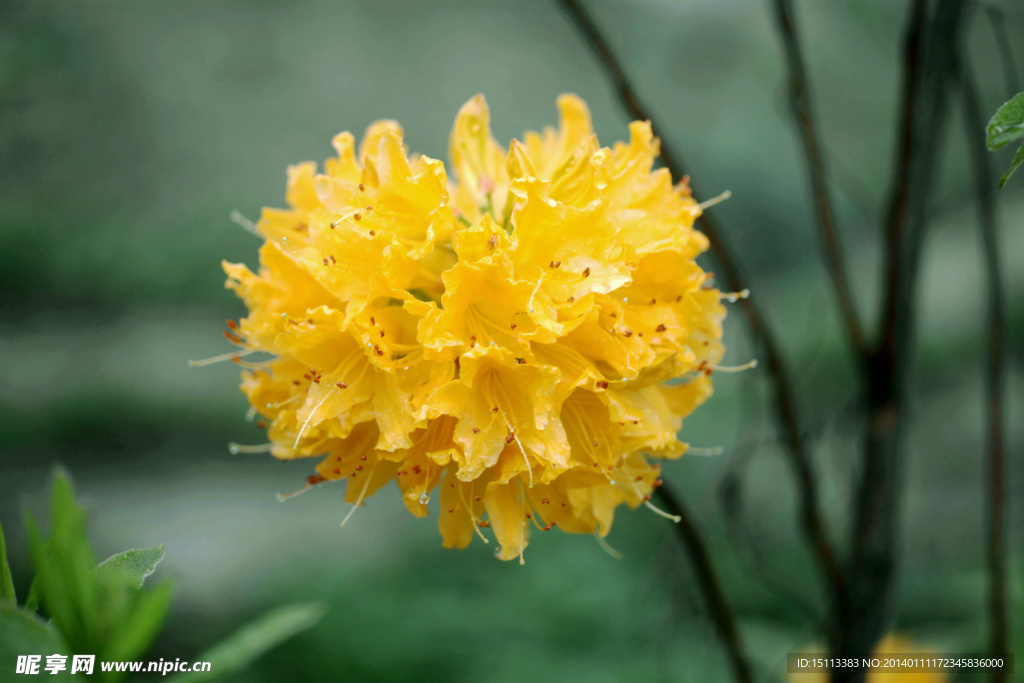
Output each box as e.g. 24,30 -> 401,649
2,0 -> 1022,680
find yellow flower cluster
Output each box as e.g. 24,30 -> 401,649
221,94 -> 726,560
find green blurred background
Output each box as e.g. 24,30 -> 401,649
2,0 -> 1022,680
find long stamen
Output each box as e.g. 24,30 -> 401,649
340,464 -> 376,528
594,532 -> 623,559
711,360 -> 759,372
643,499 -> 682,523
330,208 -> 370,228
500,413 -> 533,488
269,394 -> 302,409
189,348 -> 258,367
227,442 -> 273,454
519,480 -> 547,531
721,289 -> 750,303
230,209 -> 260,237
231,356 -> 279,369
293,393 -> 330,448
276,483 -> 313,502
490,378 -> 535,488
624,477 -> 682,523
457,479 -> 490,543
697,190 -> 731,210
686,446 -> 724,456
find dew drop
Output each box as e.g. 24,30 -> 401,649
418,492 -> 430,505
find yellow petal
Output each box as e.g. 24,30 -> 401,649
484,481 -> 527,561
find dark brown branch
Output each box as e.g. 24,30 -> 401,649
876,0 -> 927,369
768,0 -> 867,359
555,0 -> 848,622
959,59 -> 1009,682
655,483 -> 753,683
838,1 -> 969,679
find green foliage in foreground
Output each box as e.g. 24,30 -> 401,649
0,471 -> 324,683
986,92 -> 1024,188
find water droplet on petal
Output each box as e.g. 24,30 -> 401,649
418,492 -> 430,505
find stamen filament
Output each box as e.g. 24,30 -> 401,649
721,289 -> 750,303
340,464 -> 376,528
231,357 -> 279,369
189,348 -> 258,367
594,532 -> 623,559
686,446 -> 724,456
293,393 -> 330,448
643,499 -> 682,523
276,483 -> 313,502
711,359 -> 758,372
230,209 -> 260,237
227,442 -> 274,454
269,394 -> 302,409
457,479 -> 490,543
697,190 -> 731,210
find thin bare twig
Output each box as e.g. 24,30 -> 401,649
768,0 -> 867,359
655,482 -> 754,683
959,58 -> 1009,682
555,0 -> 848,623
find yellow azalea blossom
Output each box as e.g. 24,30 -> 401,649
215,94 -> 728,561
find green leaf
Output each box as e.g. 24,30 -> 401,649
48,471 -> 99,634
999,143 -> 1024,188
95,545 -> 165,590
27,471 -> 100,654
0,520 -> 16,605
168,603 -> 325,683
986,92 -> 1024,150
21,469 -> 173,681
0,603 -> 82,681
104,579 -> 174,665
24,579 -> 40,612
25,514 -> 81,649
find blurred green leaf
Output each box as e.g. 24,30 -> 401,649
95,545 -> 165,590
25,514 -> 81,651
24,470 -> 174,683
986,92 -> 1024,150
168,603 -> 326,683
998,143 -> 1024,189
104,579 -> 175,664
49,471 -> 98,627
23,579 -> 40,613
0,603 -> 81,682
0,520 -> 15,605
